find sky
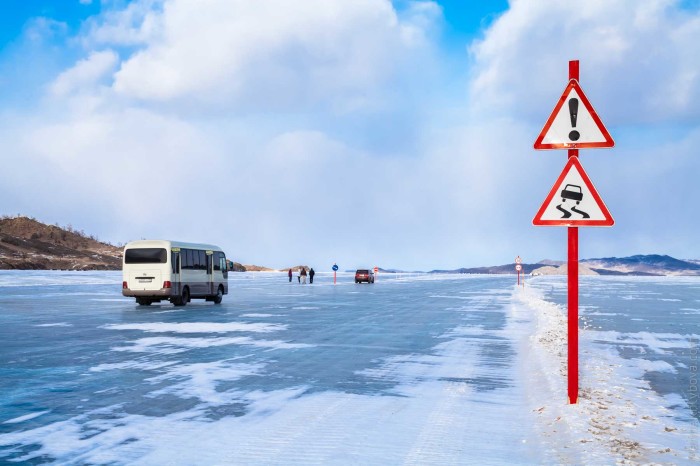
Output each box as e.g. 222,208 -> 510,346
1,0 -> 699,271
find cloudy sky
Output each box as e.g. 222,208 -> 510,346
1,0 -> 699,270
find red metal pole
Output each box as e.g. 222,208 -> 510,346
569,60 -> 579,82
334,271 -> 336,285
568,226 -> 579,404
568,59 -> 580,405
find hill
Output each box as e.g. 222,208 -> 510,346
581,254 -> 700,276
2,216 -> 698,277
0,216 -> 122,270
433,255 -> 700,277
430,263 -> 542,275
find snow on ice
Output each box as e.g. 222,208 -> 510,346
0,271 -> 698,464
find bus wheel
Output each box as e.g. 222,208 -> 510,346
173,287 -> 189,306
213,286 -> 224,304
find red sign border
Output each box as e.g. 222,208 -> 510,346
534,79 -> 614,150
532,156 -> 614,227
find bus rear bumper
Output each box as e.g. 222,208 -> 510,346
122,289 -> 173,298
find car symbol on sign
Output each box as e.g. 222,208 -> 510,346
561,184 -> 583,204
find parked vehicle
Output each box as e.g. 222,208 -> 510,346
355,269 -> 375,284
122,240 -> 228,306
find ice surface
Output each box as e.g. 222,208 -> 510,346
103,322 -> 288,333
0,271 -> 698,464
2,411 -> 51,425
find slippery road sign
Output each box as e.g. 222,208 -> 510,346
534,80 -> 614,150
533,156 -> 614,227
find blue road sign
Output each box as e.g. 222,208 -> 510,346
332,264 -> 339,271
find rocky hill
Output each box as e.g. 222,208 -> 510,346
581,254 -> 700,276
531,255 -> 700,276
242,264 -> 279,272
431,263 -> 542,275
433,255 -> 700,277
0,216 -> 122,270
2,216 -> 698,277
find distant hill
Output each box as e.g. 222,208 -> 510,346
430,262 -> 543,275
580,255 -> 700,276
0,216 -> 284,272
433,255 -> 700,277
241,264 -> 279,272
2,216 -> 697,277
0,216 -> 121,270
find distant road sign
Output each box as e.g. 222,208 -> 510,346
533,156 -> 614,227
373,267 -> 378,273
515,264 -> 522,271
534,80 -> 614,150
332,264 -> 339,271
515,256 -> 522,264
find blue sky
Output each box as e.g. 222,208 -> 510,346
1,0 -> 699,270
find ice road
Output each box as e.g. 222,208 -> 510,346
1,271 -> 698,464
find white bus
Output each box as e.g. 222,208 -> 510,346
122,240 -> 229,306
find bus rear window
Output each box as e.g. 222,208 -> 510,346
125,248 -> 167,264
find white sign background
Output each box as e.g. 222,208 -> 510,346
539,87 -> 607,146
537,162 -> 608,222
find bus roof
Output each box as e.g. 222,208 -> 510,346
123,240 -> 225,252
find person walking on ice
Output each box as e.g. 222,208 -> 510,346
300,267 -> 307,284
309,267 -> 315,284
288,268 -> 293,283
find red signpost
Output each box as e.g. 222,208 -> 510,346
566,61 -> 581,406
568,224 -> 579,404
533,60 -> 614,405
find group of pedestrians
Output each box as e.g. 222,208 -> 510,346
287,267 -> 315,284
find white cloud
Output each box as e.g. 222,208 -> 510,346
49,50 -> 118,97
466,0 -> 700,263
82,0 -> 162,47
469,0 -> 700,125
23,17 -> 69,43
101,0 -> 436,113
2,0 -> 700,269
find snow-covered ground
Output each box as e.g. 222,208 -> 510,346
0,271 -> 697,464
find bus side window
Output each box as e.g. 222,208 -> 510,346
184,249 -> 193,270
221,254 -> 228,279
198,250 -> 206,270
171,252 -> 180,274
213,252 -> 221,271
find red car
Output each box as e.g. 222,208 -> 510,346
355,269 -> 375,284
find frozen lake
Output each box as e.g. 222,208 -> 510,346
1,271 -> 698,464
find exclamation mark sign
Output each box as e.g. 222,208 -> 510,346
568,98 -> 580,141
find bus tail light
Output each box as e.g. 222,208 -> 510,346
122,281 -> 128,290
163,281 -> 172,289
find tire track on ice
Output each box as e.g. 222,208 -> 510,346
401,380 -> 472,465
232,394 -> 353,465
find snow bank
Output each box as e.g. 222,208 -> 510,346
513,283 -> 699,464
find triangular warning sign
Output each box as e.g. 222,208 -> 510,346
533,156 -> 614,227
534,80 -> 614,150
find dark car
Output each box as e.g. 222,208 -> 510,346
355,269 -> 375,284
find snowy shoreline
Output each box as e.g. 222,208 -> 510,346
514,282 -> 699,464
